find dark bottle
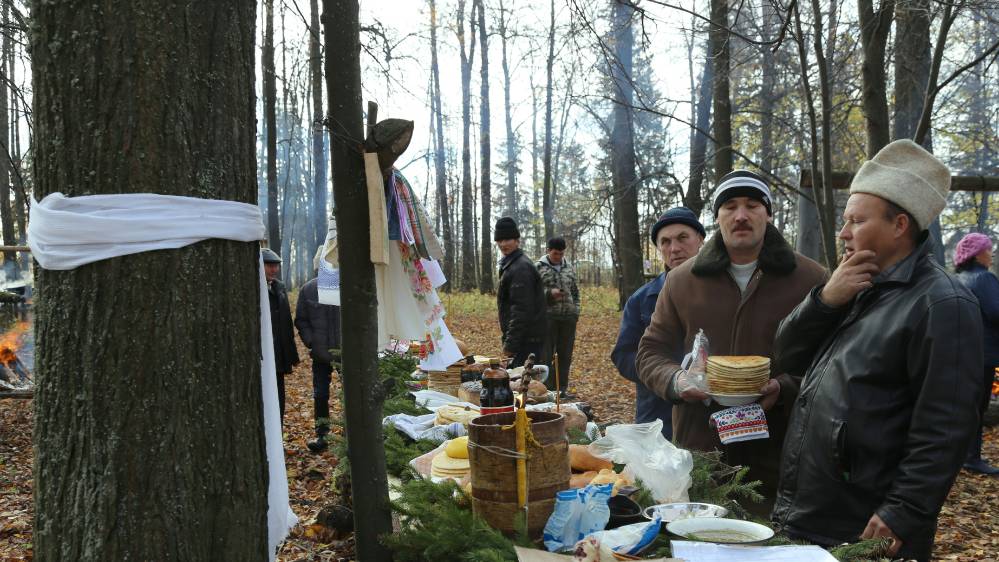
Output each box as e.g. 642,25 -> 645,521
480,358 -> 514,416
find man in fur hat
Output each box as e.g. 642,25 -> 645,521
771,140 -> 983,561
637,170 -> 827,515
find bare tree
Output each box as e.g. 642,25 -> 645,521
264,0 -> 281,250
428,0 -> 454,288
310,0 -> 327,252
542,0 -> 556,241
858,0 -> 894,156
477,0 -> 494,293
710,0 -> 732,179
457,0 -> 477,290
498,0 -> 518,221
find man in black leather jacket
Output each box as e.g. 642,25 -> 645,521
494,217 -> 546,368
771,140 -> 983,562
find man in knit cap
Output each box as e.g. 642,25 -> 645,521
637,172 -> 827,516
771,140 -> 984,561
494,217 -> 546,368
612,207 -> 705,437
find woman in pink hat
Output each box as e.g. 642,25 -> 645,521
954,232 -> 999,474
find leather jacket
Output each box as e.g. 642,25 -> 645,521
772,239 -> 983,561
497,248 -> 546,353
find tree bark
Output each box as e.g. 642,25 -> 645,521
310,0 -> 328,252
264,0 -> 280,250
499,0 -> 517,221
610,0 -> 643,303
428,0 -> 454,288
0,0 -> 11,266
31,1 -> 269,559
685,42 -> 712,216
324,3 -> 394,559
710,0 -> 732,179
542,0 -> 555,241
893,0 -> 931,142
858,0 -> 894,157
531,74 -> 542,256
458,0 -> 477,291
477,0 -> 494,293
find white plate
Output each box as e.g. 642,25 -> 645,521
707,392 -> 763,407
666,517 -> 774,544
642,502 -> 728,522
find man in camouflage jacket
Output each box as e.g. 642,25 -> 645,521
536,237 -> 581,398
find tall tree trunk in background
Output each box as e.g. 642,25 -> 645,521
893,0 -> 944,263
457,0 -> 477,291
0,0 -> 11,266
8,20 -> 24,248
428,0 -> 454,288
858,0 -> 894,157
811,0 -> 839,269
610,0 -> 643,302
685,42 -> 712,216
31,2 -> 268,558
324,2 -> 394,559
477,0 -> 494,293
531,75 -> 542,256
310,0 -> 327,253
710,0 -> 732,180
759,1 -> 778,177
542,0 -> 555,241
499,0 -> 517,220
264,0 -> 280,250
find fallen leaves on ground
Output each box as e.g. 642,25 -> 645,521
2,287 -> 998,561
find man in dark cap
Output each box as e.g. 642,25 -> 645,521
637,171 -> 827,515
494,217 -> 546,368
263,247 -> 299,423
611,207 -> 705,437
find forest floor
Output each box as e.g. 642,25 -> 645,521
1,287 -> 997,561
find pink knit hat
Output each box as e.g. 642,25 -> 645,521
954,232 -> 993,267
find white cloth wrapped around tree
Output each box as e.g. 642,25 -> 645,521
27,192 -> 297,560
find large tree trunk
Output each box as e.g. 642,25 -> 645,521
531,75 -> 542,256
458,0 -> 477,291
9,22 -> 25,248
324,3 -> 394,560
710,0 -> 732,179
610,0 -> 643,303
0,1 -> 11,266
264,0 -> 281,250
542,0 -> 555,241
310,0 -> 327,253
858,0 -> 894,157
31,2 -> 269,559
685,42 -> 712,216
477,0 -> 494,293
428,0 -> 454,288
499,0 -> 517,221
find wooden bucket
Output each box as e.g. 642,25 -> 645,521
468,410 -> 570,538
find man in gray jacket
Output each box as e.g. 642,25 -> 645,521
295,273 -> 342,452
537,237 -> 581,399
772,140 -> 983,561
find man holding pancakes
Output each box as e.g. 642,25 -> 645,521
771,140 -> 983,561
636,170 -> 827,514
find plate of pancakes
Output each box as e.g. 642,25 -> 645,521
705,356 -> 769,407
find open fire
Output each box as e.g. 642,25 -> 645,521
0,320 -> 32,394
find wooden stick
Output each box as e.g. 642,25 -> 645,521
0,245 -> 29,252
554,352 -> 560,413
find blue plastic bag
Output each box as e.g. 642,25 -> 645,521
542,484 -> 613,552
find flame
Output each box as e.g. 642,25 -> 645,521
0,321 -> 29,364
994,368 -> 999,398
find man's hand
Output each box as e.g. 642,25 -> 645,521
674,370 -> 710,402
758,379 -> 780,410
551,288 -> 564,300
860,514 -> 901,556
819,250 -> 880,308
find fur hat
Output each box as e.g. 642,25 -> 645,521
493,217 -> 520,241
650,206 -> 706,243
954,232 -> 992,268
713,170 -> 773,217
849,139 -> 950,230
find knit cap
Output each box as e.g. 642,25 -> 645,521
954,232 -> 992,268
650,207 -> 706,243
493,217 -> 521,241
849,139 -> 951,230
713,170 -> 773,217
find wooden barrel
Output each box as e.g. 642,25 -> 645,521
468,410 -> 570,538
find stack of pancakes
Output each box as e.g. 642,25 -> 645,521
706,356 -> 770,395
431,437 -> 471,479
434,403 -> 481,427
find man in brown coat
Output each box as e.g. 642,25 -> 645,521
636,170 -> 827,514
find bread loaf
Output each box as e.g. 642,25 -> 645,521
569,444 -> 613,472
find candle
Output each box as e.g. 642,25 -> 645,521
515,395 -> 528,511
554,353 -> 561,413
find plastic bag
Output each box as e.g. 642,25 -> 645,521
583,516 -> 662,558
587,420 -> 693,503
542,483 -> 613,552
676,328 -> 710,395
